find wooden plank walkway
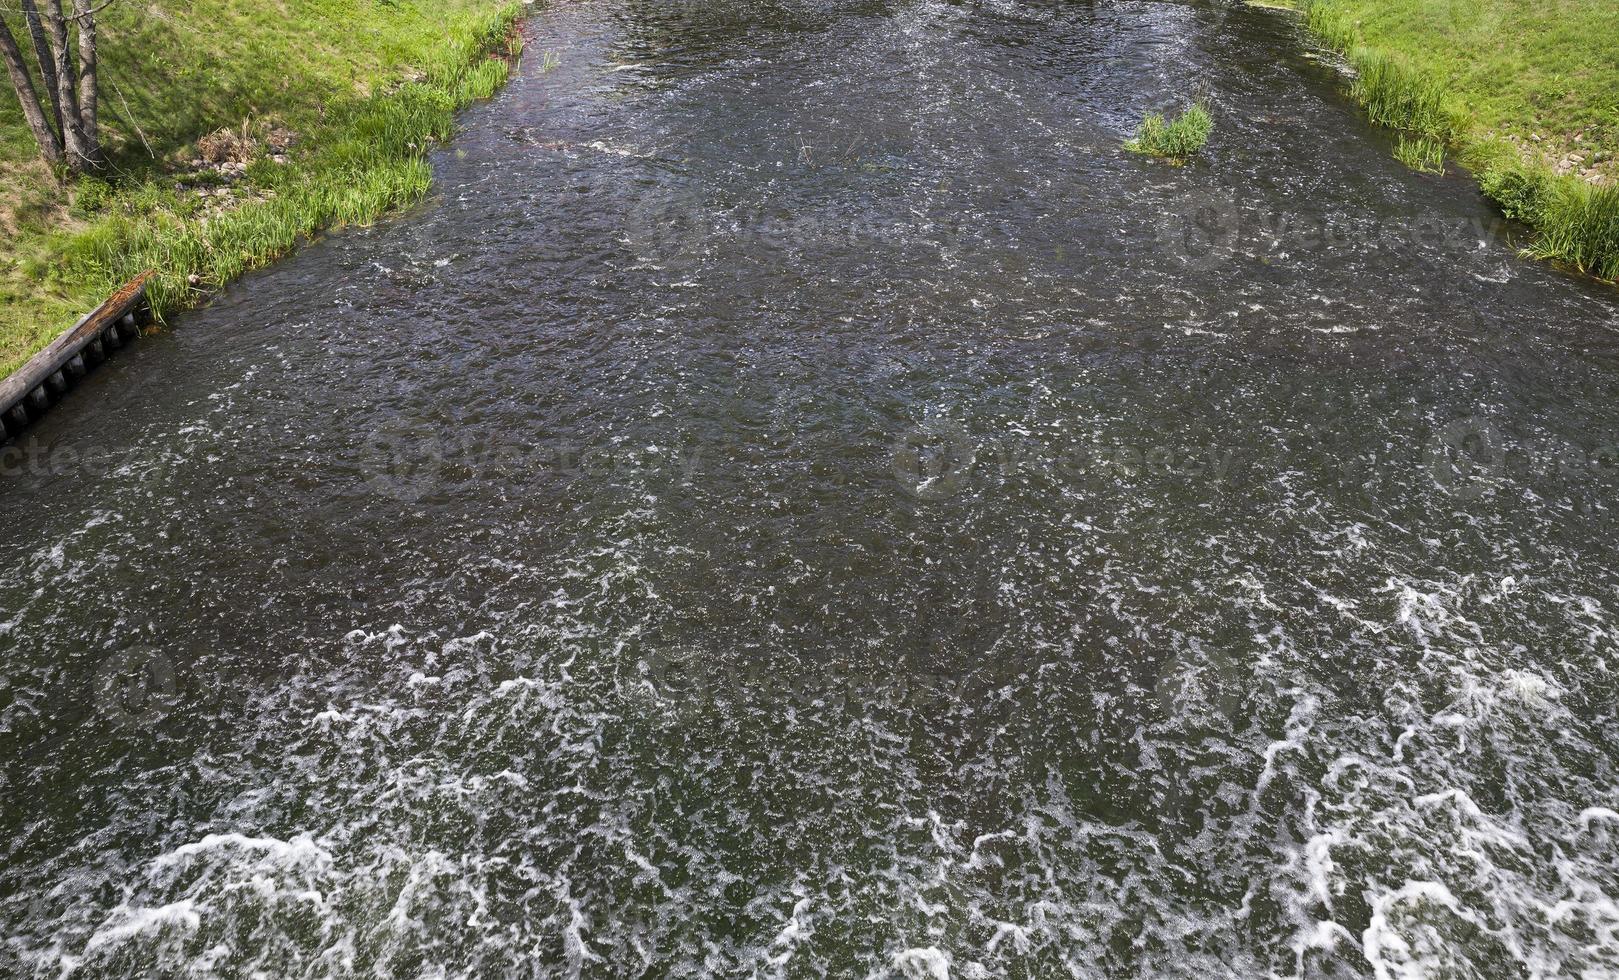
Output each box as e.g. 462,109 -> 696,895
0,273 -> 153,441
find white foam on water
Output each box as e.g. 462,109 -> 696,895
155,832 -> 331,870
1362,881 -> 1467,980
9,453 -> 1617,980
80,900 -> 202,954
890,946 -> 952,980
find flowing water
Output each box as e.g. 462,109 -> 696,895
4,0 -> 1619,976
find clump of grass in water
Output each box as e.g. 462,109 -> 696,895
1394,134 -> 1445,174
1124,103 -> 1213,164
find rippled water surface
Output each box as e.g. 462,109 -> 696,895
5,1 -> 1619,976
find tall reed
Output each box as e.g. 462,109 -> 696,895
1349,50 -> 1455,139
1525,179 -> 1619,281
1394,135 -> 1446,174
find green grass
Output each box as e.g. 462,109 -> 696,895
0,0 -> 525,378
1125,103 -> 1214,164
1517,176 -> 1619,278
1304,2 -> 1359,54
1348,50 -> 1458,139
1394,134 -> 1446,174
1302,0 -> 1619,281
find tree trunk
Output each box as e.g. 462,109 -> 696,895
39,0 -> 96,173
20,0 -> 66,140
72,0 -> 99,153
2,0 -> 110,175
0,16 -> 64,166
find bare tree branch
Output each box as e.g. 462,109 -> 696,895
71,0 -> 118,19
110,76 -> 150,157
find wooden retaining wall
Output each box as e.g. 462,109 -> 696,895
0,273 -> 154,443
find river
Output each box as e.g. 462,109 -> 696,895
3,0 -> 1619,976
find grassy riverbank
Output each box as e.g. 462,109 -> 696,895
1301,0 -> 1619,281
0,0 -> 524,378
